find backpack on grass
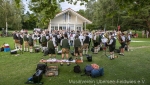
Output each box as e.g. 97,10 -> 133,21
91,68 -> 104,78
81,65 -> 104,78
86,55 -> 92,62
74,65 -> 81,73
81,65 -> 93,76
36,63 -> 47,74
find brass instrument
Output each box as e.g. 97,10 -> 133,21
117,31 -> 122,44
103,32 -> 110,43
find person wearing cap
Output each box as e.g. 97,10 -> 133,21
107,34 -> 116,60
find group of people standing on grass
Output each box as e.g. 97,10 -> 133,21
12,29 -> 131,63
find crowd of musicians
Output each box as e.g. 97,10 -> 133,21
12,29 -> 131,62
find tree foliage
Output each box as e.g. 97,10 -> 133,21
21,12 -> 37,29
77,9 -> 85,17
13,0 -> 150,31
115,0 -> 150,14
84,0 -> 150,31
15,0 -> 89,29
0,0 -> 23,30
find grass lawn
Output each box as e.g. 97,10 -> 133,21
0,37 -> 150,85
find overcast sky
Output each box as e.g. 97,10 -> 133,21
60,2 -> 86,11
23,0 -> 86,13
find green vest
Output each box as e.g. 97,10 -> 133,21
28,36 -> 33,43
62,39 -> 70,49
48,40 -> 55,49
74,38 -> 81,47
42,36 -> 47,43
24,35 -> 28,41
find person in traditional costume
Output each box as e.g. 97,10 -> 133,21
60,33 -> 70,66
73,35 -> 83,62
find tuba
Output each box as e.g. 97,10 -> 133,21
117,31 -> 122,44
104,32 -> 110,43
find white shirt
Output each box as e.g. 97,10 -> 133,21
79,35 -> 83,41
109,39 -> 113,45
88,33 -> 92,38
46,36 -> 49,40
52,36 -> 55,42
70,34 -> 74,40
121,35 -> 125,42
93,35 -> 96,40
101,38 -> 108,43
127,35 -> 131,40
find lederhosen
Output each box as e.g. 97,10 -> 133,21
83,36 -> 90,49
14,33 -> 19,44
24,34 -> 28,47
74,38 -> 82,54
62,39 -> 70,54
94,35 -> 99,47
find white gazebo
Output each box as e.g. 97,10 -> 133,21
48,8 -> 92,32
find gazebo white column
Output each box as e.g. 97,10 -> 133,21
68,11 -> 70,31
75,16 -> 77,31
58,24 -> 59,30
74,24 -> 75,31
66,23 -> 67,31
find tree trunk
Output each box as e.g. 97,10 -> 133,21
6,17 -> 8,36
146,21 -> 150,30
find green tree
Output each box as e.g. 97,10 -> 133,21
115,0 -> 150,14
15,0 -> 89,28
77,9 -> 85,17
85,0 -> 120,30
86,24 -> 97,31
0,0 -> 23,34
22,12 -> 37,30
115,0 -> 150,31
84,0 -> 96,21
28,0 -> 62,29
